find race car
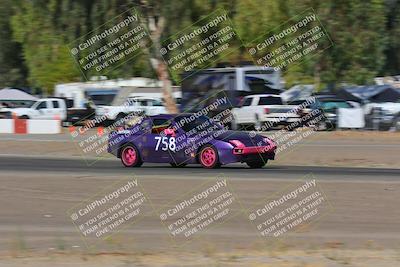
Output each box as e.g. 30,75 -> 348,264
108,114 -> 277,168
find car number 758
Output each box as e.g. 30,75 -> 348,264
154,136 -> 176,151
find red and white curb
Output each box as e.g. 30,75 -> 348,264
0,115 -> 61,134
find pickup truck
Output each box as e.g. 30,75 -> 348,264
364,101 -> 400,131
0,98 -> 95,124
232,94 -> 301,130
95,97 -> 167,122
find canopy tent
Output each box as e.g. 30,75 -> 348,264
280,84 -> 314,102
0,88 -> 38,101
337,85 -> 400,103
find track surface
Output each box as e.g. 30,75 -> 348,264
1,155 -> 399,180
0,155 -> 399,252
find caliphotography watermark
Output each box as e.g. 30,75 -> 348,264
163,95 -> 235,166
244,96 -> 334,162
67,178 -> 150,247
247,175 -> 332,240
247,8 -> 333,71
157,177 -> 240,245
160,9 -> 241,83
69,8 -> 152,79
68,103 -> 147,166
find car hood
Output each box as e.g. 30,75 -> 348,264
1,108 -> 32,115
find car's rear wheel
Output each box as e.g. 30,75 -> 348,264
199,145 -> 221,169
120,144 -> 143,167
246,159 -> 267,168
170,162 -> 187,168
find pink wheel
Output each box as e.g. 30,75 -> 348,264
199,145 -> 220,168
120,144 -> 142,167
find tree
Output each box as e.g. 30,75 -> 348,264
3,0 -> 398,93
11,0 -> 81,94
234,0 -> 388,89
383,0 -> 400,75
0,0 -> 27,88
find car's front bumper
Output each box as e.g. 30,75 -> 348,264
213,139 -> 277,165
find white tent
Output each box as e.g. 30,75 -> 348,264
0,88 -> 37,101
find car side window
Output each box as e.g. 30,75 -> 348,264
152,99 -> 163,106
52,101 -> 59,108
151,118 -> 170,134
258,97 -> 283,105
242,97 -> 252,107
36,101 -> 47,110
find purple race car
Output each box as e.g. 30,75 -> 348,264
108,114 -> 277,169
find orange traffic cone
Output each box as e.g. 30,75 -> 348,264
97,126 -> 104,136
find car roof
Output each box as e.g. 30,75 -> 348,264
39,98 -> 62,101
149,113 -> 195,120
129,96 -> 161,100
244,94 -> 281,98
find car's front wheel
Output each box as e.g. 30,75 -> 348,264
199,145 -> 221,169
120,144 -> 143,167
246,159 -> 266,168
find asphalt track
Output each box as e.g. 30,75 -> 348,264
0,154 -> 399,252
1,155 -> 399,180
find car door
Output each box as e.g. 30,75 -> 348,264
235,97 -> 253,124
35,100 -> 52,119
142,118 -> 174,162
51,100 -> 66,120
171,119 -> 198,164
247,96 -> 260,122
241,97 -> 254,123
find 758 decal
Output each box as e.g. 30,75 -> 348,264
154,136 -> 176,151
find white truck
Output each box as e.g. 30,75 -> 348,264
363,101 -> 400,131
95,96 -> 167,122
232,94 -> 301,130
0,98 -> 95,124
2,98 -> 67,120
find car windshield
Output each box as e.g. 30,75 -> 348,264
30,101 -> 39,108
152,99 -> 163,106
175,115 -> 223,132
258,96 -> 283,105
